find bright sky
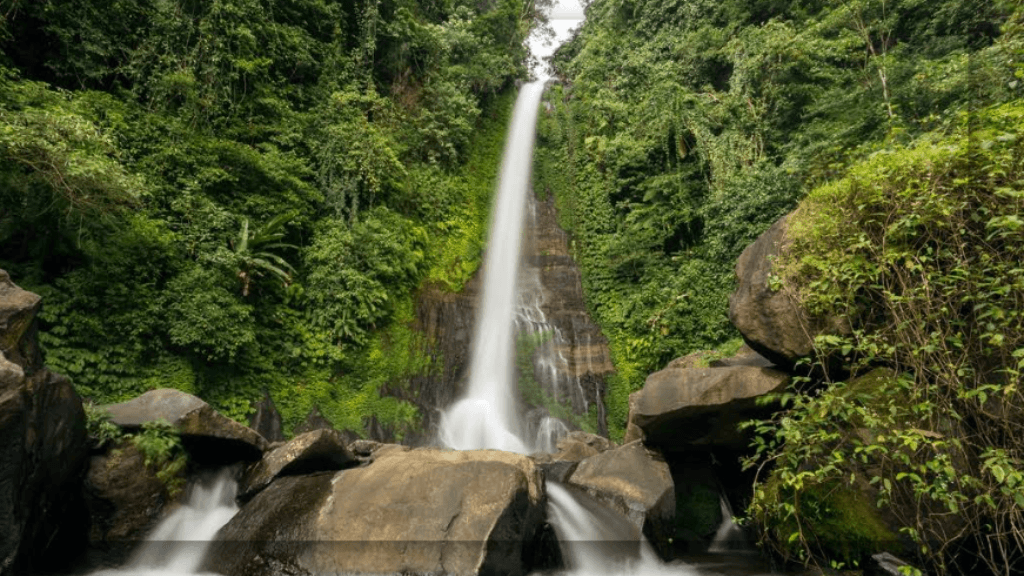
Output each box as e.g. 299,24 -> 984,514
528,0 -> 585,77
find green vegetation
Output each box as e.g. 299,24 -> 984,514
541,0 -> 1024,572
84,404 -> 188,495
537,0 -> 1021,442
0,0 -> 541,436
747,102 -> 1024,574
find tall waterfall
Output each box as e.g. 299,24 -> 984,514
438,81 -> 547,454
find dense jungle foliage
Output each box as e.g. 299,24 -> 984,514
0,0 -> 541,437
538,0 -> 1023,572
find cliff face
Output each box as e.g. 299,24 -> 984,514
518,193 -> 615,436
387,192 -> 615,444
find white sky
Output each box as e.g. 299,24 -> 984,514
528,0 -> 585,77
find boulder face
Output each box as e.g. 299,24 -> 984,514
82,442 -> 181,567
628,356 -> 789,450
728,213 -> 847,367
0,270 -> 89,575
567,441 -> 675,557
104,388 -> 268,463
209,448 -> 551,576
239,428 -> 359,501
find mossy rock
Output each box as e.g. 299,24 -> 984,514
765,477 -> 899,566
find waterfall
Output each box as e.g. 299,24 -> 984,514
91,469 -> 239,576
708,494 -> 750,553
546,483 -> 698,576
438,81 -> 547,454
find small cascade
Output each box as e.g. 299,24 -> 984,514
530,413 -> 572,453
92,469 -> 239,576
708,494 -> 750,553
545,483 -> 697,576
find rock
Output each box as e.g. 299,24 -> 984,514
709,345 -> 776,369
728,213 -> 848,367
629,362 -> 789,449
82,442 -> 182,567
0,271 -> 89,574
103,388 -> 267,463
248,391 -> 284,443
0,269 -> 43,372
623,391 -> 644,444
551,440 -> 598,462
865,552 -> 919,576
348,440 -> 410,466
558,430 -> 613,453
567,441 -> 675,557
538,460 -> 577,483
239,429 -> 359,501
208,448 -> 550,576
292,405 -> 336,436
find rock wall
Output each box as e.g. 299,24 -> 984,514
0,270 -> 89,575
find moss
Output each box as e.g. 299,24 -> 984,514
675,482 -> 723,541
764,475 -> 899,567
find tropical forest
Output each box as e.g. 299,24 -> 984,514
0,0 -> 1022,575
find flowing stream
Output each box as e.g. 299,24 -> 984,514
91,469 -> 238,576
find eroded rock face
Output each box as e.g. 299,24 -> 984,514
104,388 -> 267,463
628,358 -> 789,450
209,448 -> 550,576
567,441 -> 675,557
239,429 -> 358,501
728,213 -> 847,367
0,270 -> 88,575
82,442 -> 180,567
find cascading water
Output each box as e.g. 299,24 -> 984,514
437,81 -> 547,454
91,469 -> 239,576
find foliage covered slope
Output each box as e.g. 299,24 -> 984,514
536,0 -> 1021,441
0,0 -> 539,437
541,0 -> 1024,571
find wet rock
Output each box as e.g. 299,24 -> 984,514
103,389 -> 267,463
348,439 -> 410,466
82,442 -> 182,567
728,213 -> 848,367
866,552 -> 919,576
628,361 -> 789,449
248,391 -> 284,443
538,460 -> 577,483
558,430 -> 613,453
567,441 -> 675,557
0,271 -> 89,575
239,429 -> 359,501
209,448 -> 549,576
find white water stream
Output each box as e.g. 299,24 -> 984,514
91,469 -> 238,576
437,80 -> 547,454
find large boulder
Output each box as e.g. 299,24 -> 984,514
104,388 -> 268,463
567,441 -> 674,557
627,359 -> 788,450
208,448 -> 551,576
238,428 -> 359,501
728,213 -> 848,367
0,270 -> 89,575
